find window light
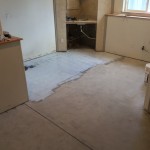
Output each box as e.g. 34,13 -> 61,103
124,0 -> 150,13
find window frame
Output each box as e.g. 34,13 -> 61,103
123,0 -> 150,15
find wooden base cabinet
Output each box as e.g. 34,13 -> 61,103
0,37 -> 28,113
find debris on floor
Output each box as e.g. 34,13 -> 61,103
25,65 -> 36,71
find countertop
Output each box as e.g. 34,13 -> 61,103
66,19 -> 97,25
0,36 -> 23,45
106,13 -> 150,20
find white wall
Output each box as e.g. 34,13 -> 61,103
0,0 -> 56,60
105,16 -> 150,62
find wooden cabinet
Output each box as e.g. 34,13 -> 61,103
0,37 -> 28,113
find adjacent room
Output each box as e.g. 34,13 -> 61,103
0,0 -> 150,150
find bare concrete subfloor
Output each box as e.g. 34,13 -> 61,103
0,51 -> 150,150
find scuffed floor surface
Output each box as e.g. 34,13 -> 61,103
25,49 -> 122,101
0,55 -> 150,150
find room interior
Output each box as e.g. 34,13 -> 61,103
0,0 -> 150,150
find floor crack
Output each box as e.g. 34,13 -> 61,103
25,104 -> 95,150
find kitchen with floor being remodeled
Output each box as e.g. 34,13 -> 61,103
0,0 -> 150,150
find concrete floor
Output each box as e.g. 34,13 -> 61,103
0,50 -> 150,150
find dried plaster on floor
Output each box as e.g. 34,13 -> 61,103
25,49 -> 123,101
51,56 -> 124,97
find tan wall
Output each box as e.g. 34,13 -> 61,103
105,0 -> 150,61
54,0 -> 67,51
0,0 -> 56,60
66,0 -> 98,19
114,0 -> 124,13
105,16 -> 150,62
80,0 -> 98,20
67,0 -> 80,9
96,0 -> 112,51
66,0 -> 80,18
66,10 -> 81,18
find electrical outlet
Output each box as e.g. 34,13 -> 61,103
61,38 -> 64,43
142,46 -> 145,51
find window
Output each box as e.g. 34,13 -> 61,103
148,1 -> 150,12
124,0 -> 150,13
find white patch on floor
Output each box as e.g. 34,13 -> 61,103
25,49 -> 122,101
